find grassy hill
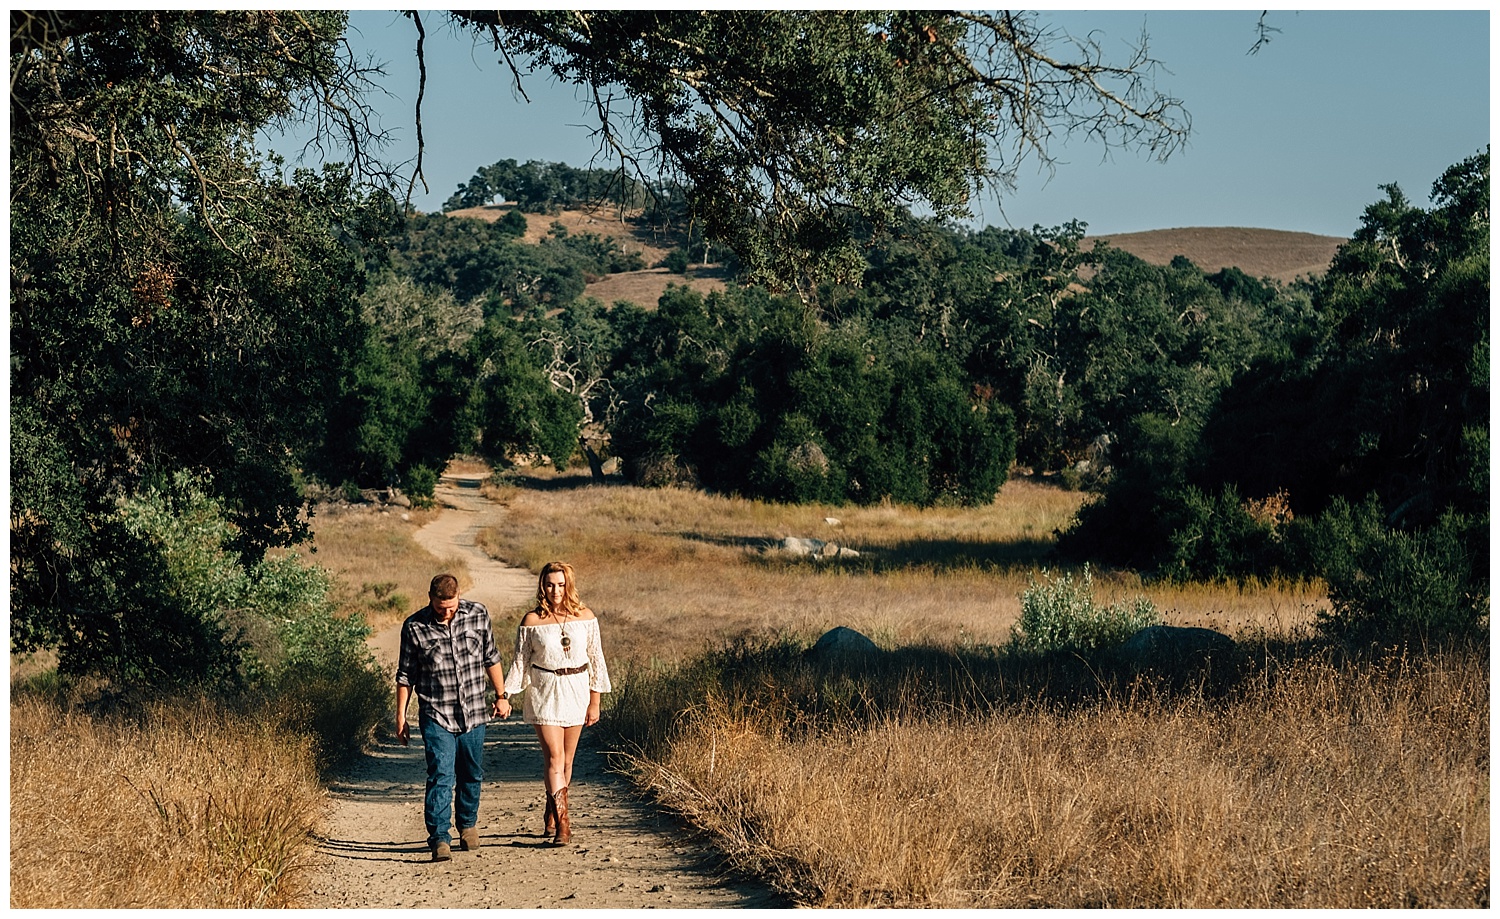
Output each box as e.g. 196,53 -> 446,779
444,204 -> 727,306
443,205 -> 1348,301
1083,227 -> 1346,283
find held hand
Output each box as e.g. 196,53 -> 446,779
396,718 -> 410,747
492,696 -> 512,720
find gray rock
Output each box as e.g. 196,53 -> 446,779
787,441 -> 830,476
1117,625 -> 1237,679
807,626 -> 879,661
781,536 -> 826,556
781,536 -> 861,560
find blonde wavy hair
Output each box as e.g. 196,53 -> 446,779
534,561 -> 585,617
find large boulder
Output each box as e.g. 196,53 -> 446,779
781,536 -> 827,556
787,440 -> 830,476
1116,625 -> 1239,686
806,625 -> 879,662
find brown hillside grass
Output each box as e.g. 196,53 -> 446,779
442,204 -> 729,306
16,463 -> 1479,909
470,466 -> 1482,908
291,504 -> 449,634
444,203 -> 677,262
581,265 -> 729,308
1084,227 -> 1346,283
447,209 -> 1342,297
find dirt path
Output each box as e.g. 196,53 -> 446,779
302,480 -> 786,909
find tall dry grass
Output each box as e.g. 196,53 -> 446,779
9,499 -> 459,909
475,468 -> 1483,908
610,641 -> 1488,908
10,693 -> 326,908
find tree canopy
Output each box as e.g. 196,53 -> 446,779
424,10 -> 1188,290
10,11 -> 396,671
12,10 -> 1483,685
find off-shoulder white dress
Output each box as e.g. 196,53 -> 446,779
503,617 -> 612,727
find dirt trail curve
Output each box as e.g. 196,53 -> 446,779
303,478 -> 785,909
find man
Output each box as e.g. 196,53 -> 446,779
396,573 -> 512,861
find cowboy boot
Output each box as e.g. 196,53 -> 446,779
544,785 -> 558,836
553,785 -> 571,845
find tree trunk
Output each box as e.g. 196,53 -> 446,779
580,437 -> 605,483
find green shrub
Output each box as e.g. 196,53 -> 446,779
243,554 -> 389,772
54,474 -> 250,689
662,247 -> 690,273
1299,495 -> 1488,642
1011,566 -> 1162,654
1163,484 -> 1286,582
404,463 -> 438,502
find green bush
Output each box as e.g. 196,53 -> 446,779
1299,495 -> 1488,642
54,474 -> 250,689
39,470 -> 394,758
244,554 -> 389,772
404,464 -> 438,502
662,247 -> 690,273
1163,484 -> 1286,582
37,470 -> 388,767
1010,566 -> 1162,654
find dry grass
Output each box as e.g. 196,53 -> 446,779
298,503 -> 451,633
618,644 -> 1489,908
473,468 -> 1483,908
16,465 -> 1472,909
10,694 -> 326,908
9,501 -> 451,909
1083,227 -> 1346,283
475,470 -> 1324,667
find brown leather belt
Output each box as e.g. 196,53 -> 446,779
533,662 -> 588,676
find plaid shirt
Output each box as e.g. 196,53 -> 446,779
396,599 -> 502,734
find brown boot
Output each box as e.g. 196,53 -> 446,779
553,786 -> 571,845
543,786 -> 558,837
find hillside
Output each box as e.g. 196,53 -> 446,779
1083,227 -> 1346,283
443,204 -> 727,306
442,206 -> 1347,296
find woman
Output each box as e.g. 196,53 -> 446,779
502,561 -> 612,845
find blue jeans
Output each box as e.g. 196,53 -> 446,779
420,718 -> 486,847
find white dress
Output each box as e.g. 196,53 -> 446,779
503,616 -> 612,727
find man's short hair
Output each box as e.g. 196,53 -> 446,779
429,573 -> 459,600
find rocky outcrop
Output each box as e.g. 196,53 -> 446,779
779,536 -> 860,559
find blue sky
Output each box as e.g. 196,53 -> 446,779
310,9 -> 1490,239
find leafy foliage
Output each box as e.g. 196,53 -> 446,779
10,11 -> 394,662
443,157 -> 650,212
1058,152 -> 1489,640
1298,496 -> 1488,642
249,556 -> 388,770
608,286 -> 1015,506
1010,567 -> 1162,654
442,10 -> 1188,291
